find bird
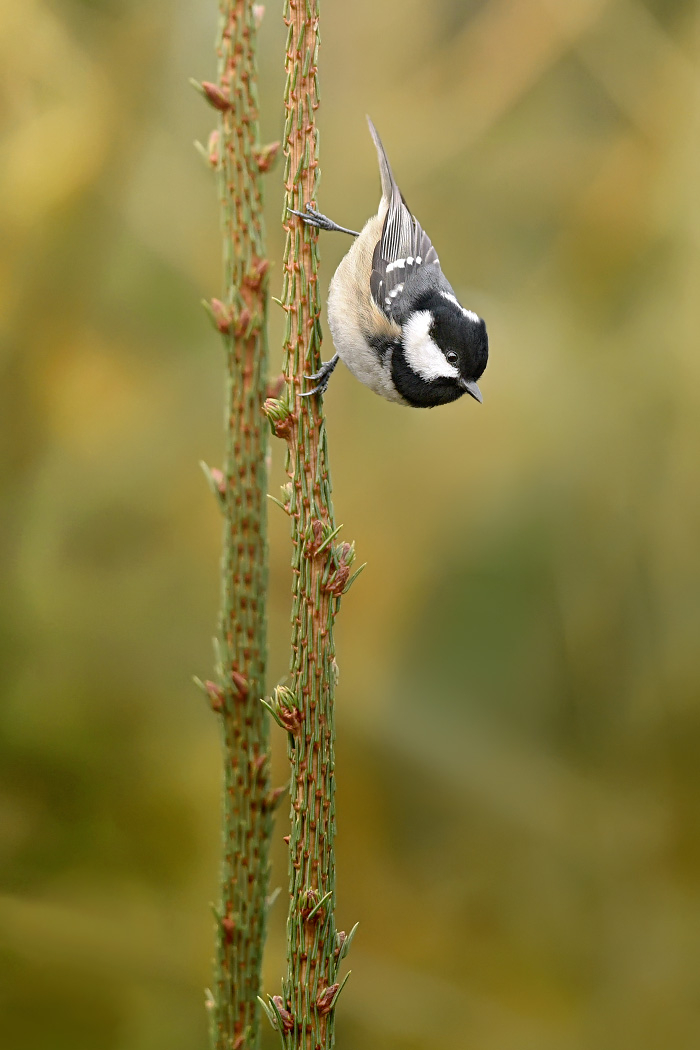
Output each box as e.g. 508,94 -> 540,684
288,117 -> 488,408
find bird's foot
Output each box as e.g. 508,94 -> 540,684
300,353 -> 340,397
288,204 -> 359,237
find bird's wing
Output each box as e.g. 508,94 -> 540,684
366,120 -> 442,325
369,214 -> 441,325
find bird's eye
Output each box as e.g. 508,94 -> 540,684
446,351 -> 458,365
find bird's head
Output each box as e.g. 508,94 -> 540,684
396,293 -> 488,406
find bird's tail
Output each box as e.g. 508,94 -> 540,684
367,116 -> 398,204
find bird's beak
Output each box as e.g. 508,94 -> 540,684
459,378 -> 483,403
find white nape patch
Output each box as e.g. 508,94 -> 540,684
441,292 -> 480,323
402,311 -> 459,382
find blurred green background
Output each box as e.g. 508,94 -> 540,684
2,1 -> 700,1048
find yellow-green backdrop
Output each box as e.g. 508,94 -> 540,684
2,1 -> 699,1048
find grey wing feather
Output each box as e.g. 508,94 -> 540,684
366,117 -> 444,324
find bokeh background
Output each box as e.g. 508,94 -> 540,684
2,0 -> 700,1048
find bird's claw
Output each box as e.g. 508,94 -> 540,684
299,373 -> 331,398
287,204 -> 359,237
288,204 -> 333,231
288,206 -> 321,228
299,353 -> 340,397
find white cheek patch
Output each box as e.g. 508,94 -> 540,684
441,292 -> 480,324
402,311 -> 459,382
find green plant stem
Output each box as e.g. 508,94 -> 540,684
203,2 -> 274,1049
260,2 -> 356,1047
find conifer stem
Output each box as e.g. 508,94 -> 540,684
200,3 -> 276,1048
260,2 -> 356,1047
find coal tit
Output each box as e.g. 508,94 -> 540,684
289,117 -> 488,407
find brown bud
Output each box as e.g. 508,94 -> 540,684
305,518 -> 324,556
324,565 -> 350,596
244,257 -> 270,289
301,888 -> 318,918
208,467 -> 226,497
254,140 -> 280,173
208,298 -> 234,334
336,542 -> 354,566
263,685 -> 302,734
221,915 -> 235,942
235,307 -> 252,335
316,984 -> 339,1016
201,81 -> 233,112
203,680 -> 225,713
276,704 -> 301,733
271,996 -> 294,1033
262,398 -> 294,440
273,417 -> 293,440
323,540 -> 356,595
231,670 -> 249,697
